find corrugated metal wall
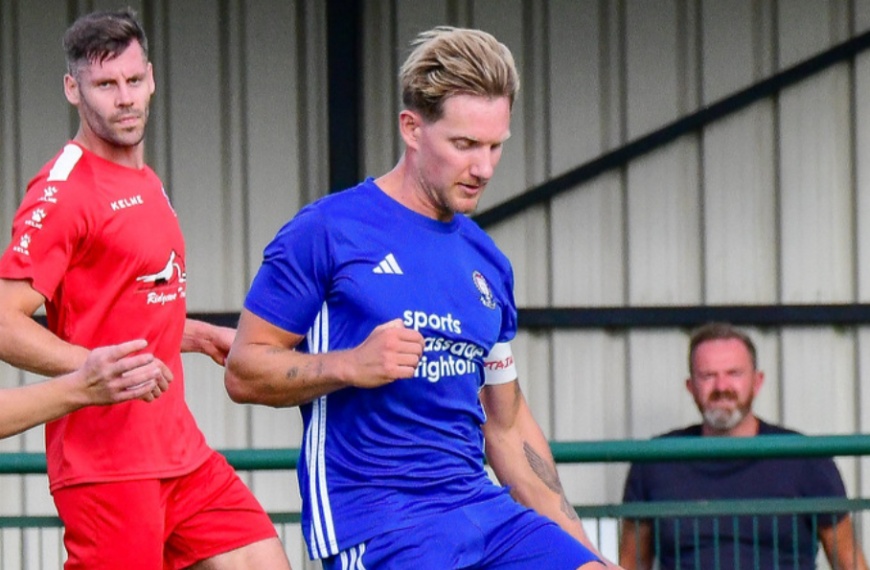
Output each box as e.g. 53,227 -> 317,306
3,0 -> 870,567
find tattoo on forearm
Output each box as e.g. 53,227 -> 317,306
523,442 -> 561,493
560,494 -> 580,521
523,442 -> 580,522
285,361 -> 324,382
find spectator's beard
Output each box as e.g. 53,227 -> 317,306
702,390 -> 753,431
703,407 -> 746,430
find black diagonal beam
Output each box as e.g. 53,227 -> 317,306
184,304 -> 870,332
474,28 -> 870,228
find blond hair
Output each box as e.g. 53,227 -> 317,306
400,26 -> 519,122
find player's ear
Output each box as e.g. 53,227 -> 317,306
146,61 -> 156,96
64,74 -> 80,105
398,110 -> 423,149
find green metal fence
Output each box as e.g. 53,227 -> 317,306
2,434 -> 870,569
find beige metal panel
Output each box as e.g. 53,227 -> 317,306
856,51 -> 870,300
701,0 -> 774,103
553,330 -> 628,504
240,1 -> 306,282
22,472 -> 52,516
547,0 -> 619,177
627,141 -> 702,305
779,68 -> 853,303
781,328 -> 859,509
161,1 -> 235,310
395,0 -> 450,41
777,0 -> 850,69
144,0 -> 170,179
358,1 -> 452,178
781,328 -> 857,434
745,328 -> 781,425
546,0 -> 603,171
625,0 -> 689,140
702,103 -> 778,303
551,173 -> 625,306
513,330 -> 554,435
294,1 -> 330,208
472,0 -> 530,209
488,206 -> 550,307
516,1 -> 550,188
182,355 -> 248,448
21,529 -> 64,570
476,2 -> 552,313
11,1 -> 70,185
360,0 -> 400,177
214,0 -> 247,305
857,0 -> 870,31
624,2 -> 703,307
626,330 -> 697,438
250,405 -> 304,512
0,1 -> 20,239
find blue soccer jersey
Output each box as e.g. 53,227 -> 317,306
245,179 -> 519,559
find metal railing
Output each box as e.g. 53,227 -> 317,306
2,434 -> 869,569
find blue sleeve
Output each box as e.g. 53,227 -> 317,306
499,261 -> 518,344
244,205 -> 332,335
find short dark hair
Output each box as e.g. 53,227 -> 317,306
400,26 -> 520,123
63,8 -> 148,77
688,322 -> 758,374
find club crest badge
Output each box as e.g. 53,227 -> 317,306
473,270 -> 497,309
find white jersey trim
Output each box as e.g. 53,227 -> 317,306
339,543 -> 367,569
47,144 -> 83,182
305,302 -> 339,558
483,342 -> 517,385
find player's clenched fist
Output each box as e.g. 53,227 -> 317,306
77,339 -> 174,405
348,318 -> 424,388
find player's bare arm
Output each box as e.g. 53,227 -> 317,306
481,380 -> 623,569
818,516 -> 869,570
226,311 -> 424,407
182,318 -> 235,366
0,339 -> 171,439
618,519 -> 653,570
0,277 -> 89,375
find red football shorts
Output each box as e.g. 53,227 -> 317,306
52,450 -> 278,569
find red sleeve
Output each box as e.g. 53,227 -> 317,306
0,175 -> 91,302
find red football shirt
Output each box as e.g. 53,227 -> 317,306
0,142 -> 211,491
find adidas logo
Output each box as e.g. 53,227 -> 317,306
373,253 -> 403,275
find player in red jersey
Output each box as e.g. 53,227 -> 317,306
0,9 -> 291,570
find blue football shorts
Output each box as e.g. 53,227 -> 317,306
321,492 -> 602,570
